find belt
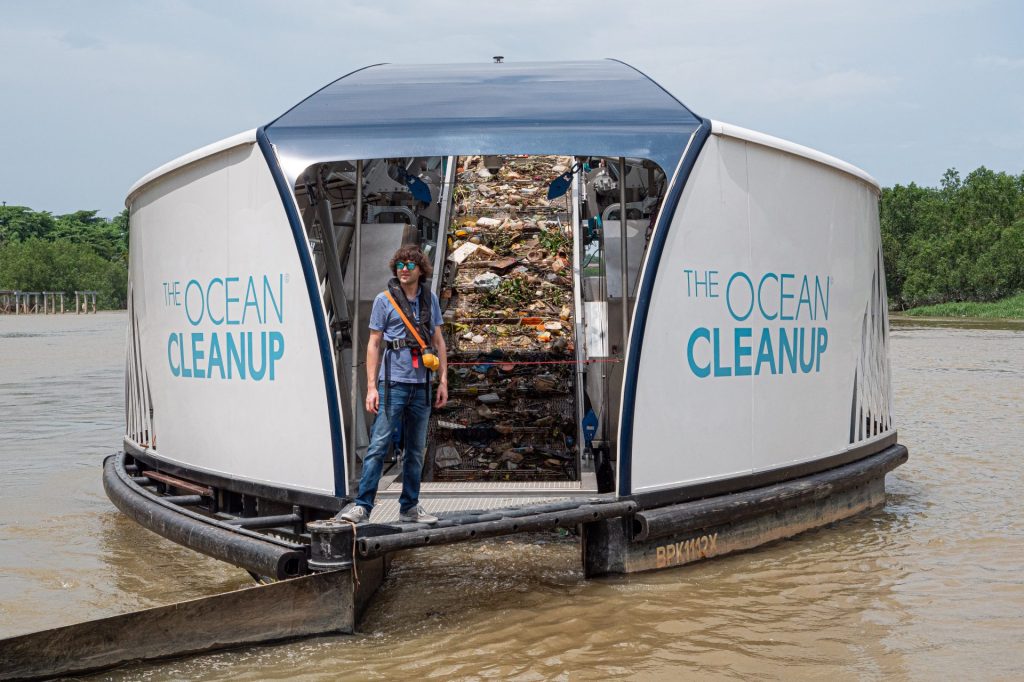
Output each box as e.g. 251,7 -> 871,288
385,338 -> 417,351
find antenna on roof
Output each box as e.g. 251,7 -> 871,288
493,56 -> 504,64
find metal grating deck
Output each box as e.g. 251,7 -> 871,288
364,467 -> 599,522
380,471 -> 597,495
366,495 -> 574,524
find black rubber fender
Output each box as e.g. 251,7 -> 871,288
103,453 -> 306,579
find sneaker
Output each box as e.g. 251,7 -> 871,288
399,505 -> 438,524
338,505 -> 369,524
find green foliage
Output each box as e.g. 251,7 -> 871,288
537,226 -> 569,254
52,210 -> 128,262
482,273 -> 533,308
0,206 -> 128,309
902,292 -> 1024,318
880,167 -> 1024,309
0,205 -> 57,242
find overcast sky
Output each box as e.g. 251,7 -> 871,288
2,0 -> 1022,217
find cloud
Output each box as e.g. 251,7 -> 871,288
974,54 -> 1024,70
60,30 -> 102,50
1,0 -> 1020,213
756,69 -> 899,105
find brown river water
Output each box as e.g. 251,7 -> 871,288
1,312 -> 1022,680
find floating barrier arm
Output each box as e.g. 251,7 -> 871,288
0,569 -> 354,681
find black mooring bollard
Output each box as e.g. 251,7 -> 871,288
306,518 -> 355,571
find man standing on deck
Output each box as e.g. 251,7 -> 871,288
340,245 -> 447,524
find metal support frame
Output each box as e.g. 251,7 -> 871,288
617,157 -> 630,350
431,156 -> 457,298
366,204 -> 417,225
349,160 -> 363,486
314,191 -> 351,331
570,162 -> 587,477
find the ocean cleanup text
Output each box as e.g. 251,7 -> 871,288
683,268 -> 831,378
162,274 -> 287,382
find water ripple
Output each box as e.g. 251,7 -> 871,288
1,314 -> 1022,679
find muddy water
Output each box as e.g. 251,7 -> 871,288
1,312 -> 1022,679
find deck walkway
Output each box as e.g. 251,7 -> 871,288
369,471 -> 599,523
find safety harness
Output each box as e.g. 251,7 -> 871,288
381,278 -> 437,411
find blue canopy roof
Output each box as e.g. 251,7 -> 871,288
263,60 -> 703,182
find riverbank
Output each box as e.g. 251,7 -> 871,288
896,292 -> 1024,319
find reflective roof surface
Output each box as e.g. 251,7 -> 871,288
264,60 -> 702,182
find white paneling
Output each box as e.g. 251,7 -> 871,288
628,132 -> 890,495
631,136 -> 753,492
129,142 -> 336,494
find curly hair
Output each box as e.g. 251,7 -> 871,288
389,245 -> 432,282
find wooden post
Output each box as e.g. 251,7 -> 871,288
75,291 -> 80,314
60,292 -> 65,314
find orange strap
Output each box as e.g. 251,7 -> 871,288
384,290 -> 428,350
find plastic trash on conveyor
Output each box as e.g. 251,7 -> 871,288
430,155 -> 578,482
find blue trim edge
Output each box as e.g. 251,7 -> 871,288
617,119 -> 712,497
256,127 -> 347,498
265,63 -> 386,130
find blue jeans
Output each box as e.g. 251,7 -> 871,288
354,381 -> 431,514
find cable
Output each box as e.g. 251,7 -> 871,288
448,357 -> 622,367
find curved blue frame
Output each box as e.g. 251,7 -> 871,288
263,60 -> 700,185
257,127 -> 347,497
617,119 -> 712,497
258,60 -> 710,500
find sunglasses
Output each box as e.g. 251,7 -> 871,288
396,261 -> 417,271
